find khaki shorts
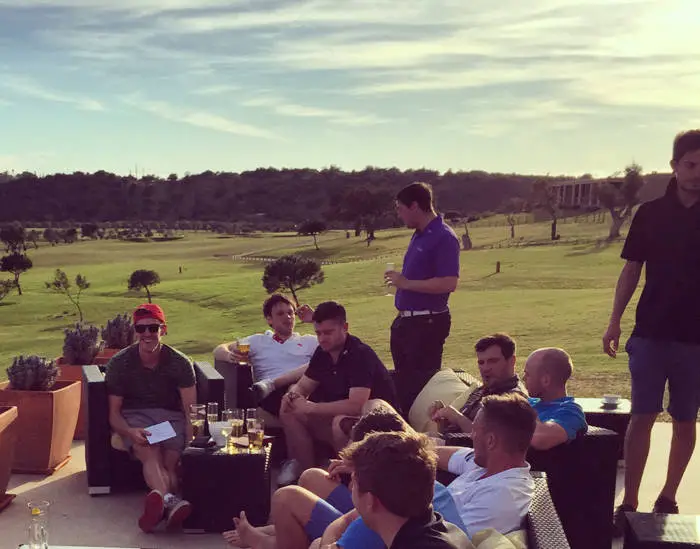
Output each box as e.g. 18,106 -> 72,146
121,408 -> 186,452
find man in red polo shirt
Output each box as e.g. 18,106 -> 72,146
105,303 -> 196,533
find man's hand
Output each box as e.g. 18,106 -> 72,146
289,396 -> 316,416
327,459 -> 354,481
431,404 -> 462,426
384,270 -> 408,290
280,390 -> 300,414
126,427 -> 150,446
428,400 -> 445,419
603,321 -> 622,358
297,304 -> 314,323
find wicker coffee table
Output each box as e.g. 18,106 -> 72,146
624,512 -> 700,549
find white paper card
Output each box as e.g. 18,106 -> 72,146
145,421 -> 177,444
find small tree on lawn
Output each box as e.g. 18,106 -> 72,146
298,221 -> 327,251
128,269 -> 161,303
43,228 -> 60,246
262,255 -> 324,307
530,180 -> 560,241
0,223 -> 26,253
499,197 -> 527,239
45,269 -> 90,322
596,163 -> 645,240
0,253 -> 32,295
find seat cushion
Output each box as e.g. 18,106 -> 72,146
472,528 -> 527,549
408,369 -> 474,432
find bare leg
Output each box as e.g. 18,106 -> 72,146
235,511 -> 277,549
659,420 -> 696,502
271,486 -> 327,549
309,539 -> 321,549
162,449 -> 181,494
280,409 -> 316,470
133,445 -> 169,494
622,413 -> 657,508
298,468 -> 341,500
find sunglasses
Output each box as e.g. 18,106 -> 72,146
134,324 -> 162,334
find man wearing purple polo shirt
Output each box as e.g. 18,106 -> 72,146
385,182 -> 461,414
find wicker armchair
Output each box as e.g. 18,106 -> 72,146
82,361 -> 225,495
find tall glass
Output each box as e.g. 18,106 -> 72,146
206,402 -> 219,424
224,409 -> 245,438
27,500 -> 50,549
245,408 -> 257,433
238,339 -> 250,365
189,404 -> 206,439
384,262 -> 395,296
248,418 -> 265,450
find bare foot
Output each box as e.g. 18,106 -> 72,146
233,511 -> 274,549
223,529 -> 247,547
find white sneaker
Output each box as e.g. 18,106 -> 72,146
277,459 -> 302,486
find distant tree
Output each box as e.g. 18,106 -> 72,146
0,279 -> 14,302
262,255 -> 324,307
45,269 -> 90,322
43,228 -> 60,246
499,197 -> 527,239
298,221 -> 327,251
62,228 -> 78,244
128,269 -> 161,303
596,163 -> 645,240
27,229 -> 40,249
81,223 -> 100,239
0,223 -> 26,253
328,187 -> 393,245
530,180 -> 560,241
0,253 -> 32,295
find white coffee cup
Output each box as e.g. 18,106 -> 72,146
602,394 -> 621,405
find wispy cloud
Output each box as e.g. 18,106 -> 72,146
191,84 -> 241,96
241,95 -> 388,126
1,75 -> 104,111
122,93 -> 281,140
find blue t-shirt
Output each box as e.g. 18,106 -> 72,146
336,481 -> 466,549
529,396 -> 587,441
395,215 -> 460,312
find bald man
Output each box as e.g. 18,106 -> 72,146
523,348 -> 588,451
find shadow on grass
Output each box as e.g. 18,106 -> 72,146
0,301 -> 17,307
565,238 -> 615,257
178,340 -> 218,355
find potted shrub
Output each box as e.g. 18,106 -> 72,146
97,313 -> 134,364
56,323 -> 101,440
0,356 -> 80,475
0,405 -> 18,512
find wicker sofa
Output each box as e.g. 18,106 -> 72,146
82,361 -> 225,495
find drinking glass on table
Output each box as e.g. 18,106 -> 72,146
207,402 -> 219,424
245,408 -> 257,433
248,418 -> 265,450
189,404 -> 206,440
223,409 -> 245,438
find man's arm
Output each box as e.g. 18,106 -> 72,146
603,261 -> 643,357
530,420 -> 569,451
108,395 -> 149,445
309,387 -> 371,417
291,374 -> 320,398
179,384 -> 197,442
401,276 -> 459,294
433,404 -> 473,433
435,446 -> 466,471
213,341 -> 236,362
272,363 -> 308,389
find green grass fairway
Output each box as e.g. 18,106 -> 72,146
0,220 -> 638,401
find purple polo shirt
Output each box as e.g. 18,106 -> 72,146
395,215 -> 461,311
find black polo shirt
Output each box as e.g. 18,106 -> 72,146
390,511 -> 470,549
621,178 -> 700,344
305,335 -> 398,408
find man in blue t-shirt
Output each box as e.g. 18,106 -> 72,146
522,347 -> 588,450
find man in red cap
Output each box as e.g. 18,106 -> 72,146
105,303 -> 197,533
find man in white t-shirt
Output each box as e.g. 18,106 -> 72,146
213,294 -> 318,419
435,393 -> 536,539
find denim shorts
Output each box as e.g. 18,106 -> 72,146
626,336 -> 700,422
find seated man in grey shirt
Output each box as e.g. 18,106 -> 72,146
105,303 -> 196,534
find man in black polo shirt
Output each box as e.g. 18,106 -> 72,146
385,182 -> 461,415
341,431 -> 469,549
277,301 -> 397,486
603,129 -> 700,532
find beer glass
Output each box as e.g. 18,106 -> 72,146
189,404 -> 206,439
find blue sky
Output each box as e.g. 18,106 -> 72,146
0,0 -> 698,177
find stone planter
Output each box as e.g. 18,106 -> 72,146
0,380 -> 80,475
0,405 -> 18,512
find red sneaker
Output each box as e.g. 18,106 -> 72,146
138,490 -> 165,533
166,498 -> 192,531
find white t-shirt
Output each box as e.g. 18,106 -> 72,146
246,330 -> 318,382
447,447 -> 534,539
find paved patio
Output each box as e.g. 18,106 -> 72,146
1,422 -> 698,549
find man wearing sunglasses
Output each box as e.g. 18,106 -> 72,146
105,303 -> 197,534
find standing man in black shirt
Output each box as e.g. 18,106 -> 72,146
603,129 -> 700,532
277,301 -> 398,486
341,431 -> 469,549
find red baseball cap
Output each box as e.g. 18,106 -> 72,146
133,303 -> 166,325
